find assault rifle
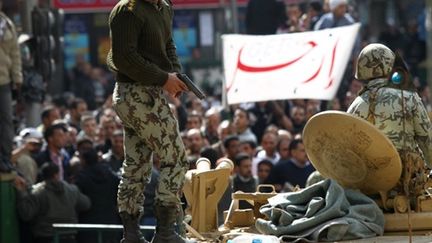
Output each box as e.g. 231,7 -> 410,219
176,73 -> 206,100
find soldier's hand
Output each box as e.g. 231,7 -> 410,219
163,73 -> 188,98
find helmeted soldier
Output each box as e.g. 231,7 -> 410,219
348,43 -> 432,200
106,0 -> 194,242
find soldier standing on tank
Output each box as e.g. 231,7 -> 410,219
106,0 -> 195,242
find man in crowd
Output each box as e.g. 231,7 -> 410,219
103,129 -> 125,175
252,131 -> 279,176
211,120 -> 235,159
266,139 -> 315,191
223,135 -> 241,163
203,107 -> 221,145
276,137 -> 292,162
186,128 -> 206,160
66,98 -> 88,131
233,107 -> 257,144
36,106 -> 61,133
239,140 -> 257,159
77,114 -> 98,142
314,0 -> 354,31
98,115 -> 117,153
232,153 -> 257,208
11,128 -> 43,185
185,111 -> 202,131
256,159 -> 273,185
290,106 -> 307,135
15,163 -> 91,243
36,123 -> 71,182
74,148 -> 121,243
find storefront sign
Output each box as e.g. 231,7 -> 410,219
53,0 -> 248,12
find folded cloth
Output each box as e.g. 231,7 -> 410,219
256,179 -> 384,242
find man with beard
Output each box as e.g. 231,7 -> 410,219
185,128 -> 206,163
290,106 -> 306,135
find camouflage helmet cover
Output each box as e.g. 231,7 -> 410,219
355,43 -> 396,80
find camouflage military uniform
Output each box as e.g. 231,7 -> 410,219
113,83 -> 188,214
107,0 -> 188,215
348,43 -> 432,197
348,78 -> 432,166
348,78 -> 432,195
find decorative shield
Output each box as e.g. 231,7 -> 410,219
303,111 -> 402,195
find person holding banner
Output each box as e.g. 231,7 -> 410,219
106,0 -> 194,242
347,43 -> 432,197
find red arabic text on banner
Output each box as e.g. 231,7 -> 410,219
222,23 -> 361,104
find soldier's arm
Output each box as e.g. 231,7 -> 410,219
166,6 -> 181,73
412,93 -> 432,169
110,10 -> 168,86
166,37 -> 181,73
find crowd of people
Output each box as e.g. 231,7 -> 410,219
0,0 -> 430,242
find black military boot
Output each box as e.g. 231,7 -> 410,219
151,204 -> 196,243
119,212 -> 149,243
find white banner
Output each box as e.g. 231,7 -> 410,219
222,23 -> 361,104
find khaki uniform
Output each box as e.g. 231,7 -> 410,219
108,0 -> 187,216
0,11 -> 22,86
0,11 -> 21,158
348,78 -> 432,195
113,83 -> 188,214
113,82 -> 189,214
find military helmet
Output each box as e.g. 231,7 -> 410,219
355,43 -> 396,81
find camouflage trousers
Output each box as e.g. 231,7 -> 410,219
112,82 -> 188,215
395,150 -> 428,197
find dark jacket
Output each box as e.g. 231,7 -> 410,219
245,0 -> 286,35
74,163 -> 121,243
107,0 -> 181,86
16,180 -> 91,238
266,159 -> 315,189
74,163 -> 120,224
35,148 -> 71,182
102,150 -> 123,175
231,174 -> 257,209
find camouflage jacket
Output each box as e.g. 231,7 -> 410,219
347,78 -> 432,168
